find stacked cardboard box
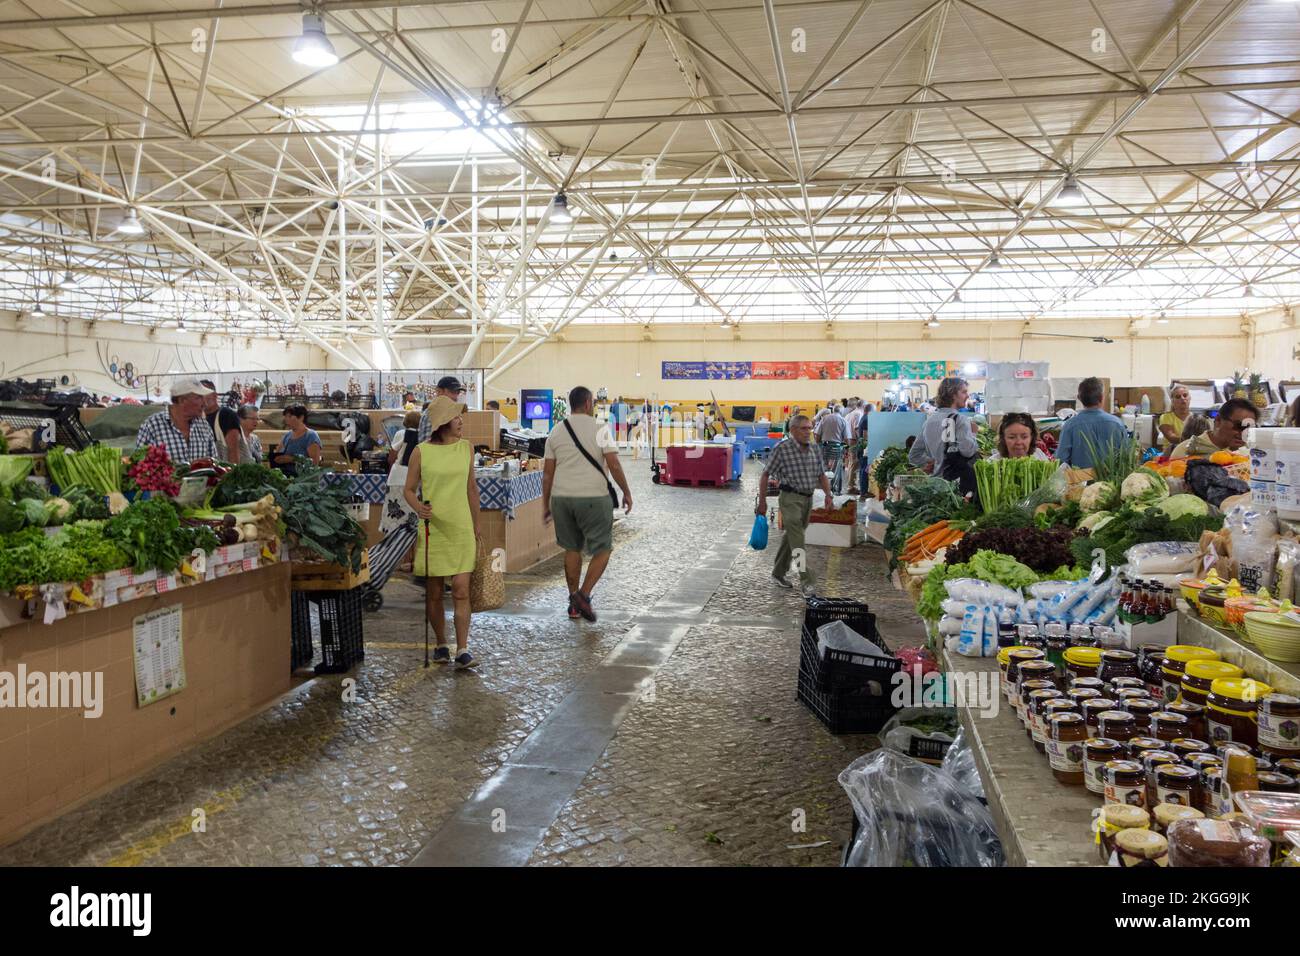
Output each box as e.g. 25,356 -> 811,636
463,410 -> 502,450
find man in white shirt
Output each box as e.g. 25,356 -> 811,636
843,399 -> 864,493
543,386 -> 634,623
814,403 -> 850,493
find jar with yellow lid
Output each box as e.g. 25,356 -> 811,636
1160,645 -> 1219,704
1000,646 -> 1042,704
1206,678 -> 1274,749
1180,660 -> 1244,708
1064,646 -> 1103,684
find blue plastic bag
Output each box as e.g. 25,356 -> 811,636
749,513 -> 769,550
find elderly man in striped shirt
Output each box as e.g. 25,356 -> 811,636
757,414 -> 832,596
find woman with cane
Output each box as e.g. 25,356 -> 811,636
403,396 -> 482,669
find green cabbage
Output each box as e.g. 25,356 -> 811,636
1078,511 -> 1114,533
1155,494 -> 1209,520
1121,470 -> 1168,504
1080,481 -> 1118,513
18,498 -> 47,527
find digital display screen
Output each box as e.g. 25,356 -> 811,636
526,402 -> 548,419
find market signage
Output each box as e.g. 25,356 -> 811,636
661,360 -> 982,380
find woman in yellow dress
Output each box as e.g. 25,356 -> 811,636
403,396 -> 483,668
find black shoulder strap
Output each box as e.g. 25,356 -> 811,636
563,418 -> 609,479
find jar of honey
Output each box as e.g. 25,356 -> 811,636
1027,688 -> 1064,748
1151,710 -> 1191,744
1019,679 -> 1057,730
1206,678 -> 1273,749
1258,694 -> 1300,760
1003,646 -> 1044,704
1082,698 -> 1118,735
1098,710 -> 1136,743
1048,713 -> 1088,786
1085,738 -> 1123,795
1064,646 -> 1103,684
1038,699 -> 1079,754
1180,660 -> 1244,708
1139,749 -> 1181,806
1103,759 -> 1149,809
1097,650 -> 1140,687
1128,736 -> 1166,762
1166,701 -> 1207,741
1160,645 -> 1219,704
1155,764 -> 1199,807
1123,698 -> 1162,734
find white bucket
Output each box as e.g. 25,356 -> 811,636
1248,426 -> 1278,507
1272,429 -> 1300,519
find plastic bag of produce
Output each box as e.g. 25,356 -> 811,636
839,749 -> 1004,867
880,707 -> 958,756
1123,540 -> 1201,576
1225,503 -> 1279,592
943,576 -> 1022,606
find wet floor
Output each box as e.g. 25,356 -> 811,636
0,455 -> 925,867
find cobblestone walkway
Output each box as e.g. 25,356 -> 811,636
0,455 -> 924,867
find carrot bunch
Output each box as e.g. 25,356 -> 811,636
900,520 -> 964,563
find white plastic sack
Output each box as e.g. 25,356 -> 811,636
839,749 -> 1004,867
815,620 -> 889,660
1123,540 -> 1201,576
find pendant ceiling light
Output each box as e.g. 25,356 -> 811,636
29,302 -> 46,318
1057,175 -> 1086,206
292,13 -> 339,69
549,193 -> 573,225
58,271 -> 78,290
117,208 -> 145,235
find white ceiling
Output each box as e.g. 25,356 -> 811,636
0,0 -> 1297,368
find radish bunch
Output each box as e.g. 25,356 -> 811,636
128,444 -> 181,496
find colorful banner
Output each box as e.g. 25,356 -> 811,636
664,360 -> 976,381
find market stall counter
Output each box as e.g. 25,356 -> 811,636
0,561 -> 292,846
944,608 -> 1300,868
475,468 -> 561,572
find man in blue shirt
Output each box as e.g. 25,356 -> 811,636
1056,377 -> 1129,468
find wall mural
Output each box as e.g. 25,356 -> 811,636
661,360 -> 984,381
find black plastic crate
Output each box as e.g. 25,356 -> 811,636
800,621 -> 899,694
804,596 -> 875,636
291,590 -> 365,674
796,654 -> 897,736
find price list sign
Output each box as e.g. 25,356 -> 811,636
132,605 -> 187,707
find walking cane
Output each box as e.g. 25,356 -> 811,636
422,516 -> 431,669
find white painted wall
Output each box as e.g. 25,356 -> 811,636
378,316 -> 1254,404
1,312 -> 326,399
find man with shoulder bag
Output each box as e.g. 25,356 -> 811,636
542,386 -> 634,623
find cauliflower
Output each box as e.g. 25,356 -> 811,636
1078,511 -> 1115,533
1080,481 -> 1118,513
1120,469 -> 1168,504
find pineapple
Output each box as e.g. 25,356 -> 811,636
1249,371 -> 1267,407
1230,370 -> 1247,399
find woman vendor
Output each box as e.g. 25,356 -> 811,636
1158,385 -> 1194,455
990,412 -> 1050,460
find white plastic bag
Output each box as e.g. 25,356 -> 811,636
1124,540 -> 1201,576
816,620 -> 889,660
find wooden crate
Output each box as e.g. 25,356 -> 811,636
290,549 -> 370,591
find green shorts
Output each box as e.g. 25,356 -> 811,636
552,496 -> 614,556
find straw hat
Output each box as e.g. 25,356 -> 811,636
424,395 -> 467,435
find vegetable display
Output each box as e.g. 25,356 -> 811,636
1079,481 -> 1118,513
973,457 -> 1057,513
209,463 -> 288,508
944,525 -> 1078,574
103,496 -> 217,574
901,520 -> 964,563
882,477 -> 973,559
126,445 -> 181,496
872,446 -> 912,496
1082,433 -> 1141,486
1070,503 -> 1225,572
44,446 -> 123,495
1120,469 -> 1168,505
0,456 -> 33,488
267,463 -> 366,571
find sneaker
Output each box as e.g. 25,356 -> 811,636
454,650 -> 480,669
572,590 -> 597,622
567,594 -> 581,620
770,574 -> 793,589
432,645 -> 452,665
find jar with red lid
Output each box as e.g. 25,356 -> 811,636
1098,650 -> 1140,687
1085,738 -> 1123,795
1180,660 -> 1244,708
1048,713 -> 1088,785
1019,679 -> 1057,730
1171,737 -> 1212,759
1257,693 -> 1300,760
1103,759 -> 1148,809
1098,710 -> 1136,743
1028,688 -> 1064,748
1151,711 -> 1191,744
1166,701 -> 1207,741
1123,698 -> 1162,734
1155,764 -> 1199,807
1139,750 -> 1181,805
1037,699 -> 1079,753
1082,698 -> 1117,734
